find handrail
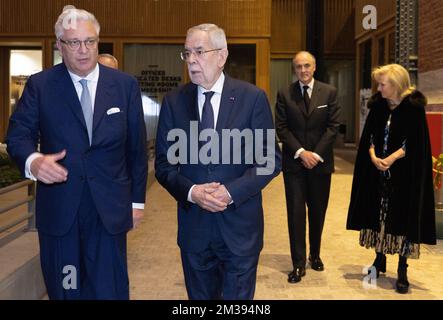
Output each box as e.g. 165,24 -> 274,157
0,180 -> 36,235
0,196 -> 34,214
0,180 -> 32,195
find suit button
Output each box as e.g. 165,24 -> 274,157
79,176 -> 84,181
88,176 -> 95,181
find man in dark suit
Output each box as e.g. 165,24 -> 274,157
6,7 -> 147,299
155,23 -> 281,300
275,51 -> 340,284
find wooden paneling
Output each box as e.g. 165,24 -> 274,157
0,0 -> 271,38
271,0 -> 355,58
354,0 -> 395,142
324,0 -> 355,57
271,0 -> 305,56
419,0 -> 443,73
256,39 -> 271,95
355,0 -> 395,39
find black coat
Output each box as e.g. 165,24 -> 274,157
275,80 -> 340,174
347,90 -> 436,245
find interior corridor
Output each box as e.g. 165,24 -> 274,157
127,153 -> 443,300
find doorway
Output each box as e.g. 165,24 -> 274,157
0,46 -> 43,142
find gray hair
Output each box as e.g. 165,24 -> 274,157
98,53 -> 117,62
54,5 -> 100,39
187,23 -> 227,49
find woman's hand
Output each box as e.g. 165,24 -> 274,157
371,155 -> 390,171
381,147 -> 405,170
369,146 -> 389,171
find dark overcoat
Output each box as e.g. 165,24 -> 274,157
347,90 -> 436,245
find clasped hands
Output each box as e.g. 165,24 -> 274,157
369,146 -> 405,172
370,154 -> 396,172
191,182 -> 232,212
300,150 -> 320,169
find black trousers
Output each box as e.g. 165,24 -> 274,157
283,170 -> 331,268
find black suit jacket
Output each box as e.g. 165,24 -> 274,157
275,80 -> 340,174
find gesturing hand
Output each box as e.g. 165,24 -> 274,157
30,150 -> 68,184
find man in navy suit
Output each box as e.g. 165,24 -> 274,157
6,7 -> 147,299
155,23 -> 281,300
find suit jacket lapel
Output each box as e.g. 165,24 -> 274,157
216,74 -> 236,133
184,83 -> 199,122
308,80 -> 320,116
291,81 -> 308,116
53,64 -> 88,131
93,65 -> 116,132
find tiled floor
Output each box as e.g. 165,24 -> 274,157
127,154 -> 443,300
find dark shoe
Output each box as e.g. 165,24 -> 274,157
288,267 -> 306,283
309,256 -> 324,271
396,257 -> 409,294
369,252 -> 386,278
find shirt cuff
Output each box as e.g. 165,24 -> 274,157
226,189 -> 234,205
132,203 -> 145,209
187,185 -> 196,203
294,148 -> 305,159
313,152 -> 324,163
25,152 -> 43,181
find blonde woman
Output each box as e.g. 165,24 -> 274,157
347,64 -> 436,294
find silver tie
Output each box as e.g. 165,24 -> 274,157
79,79 -> 93,145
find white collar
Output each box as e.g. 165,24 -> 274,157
198,72 -> 225,96
299,78 -> 315,91
68,63 -> 99,83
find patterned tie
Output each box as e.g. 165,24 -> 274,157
79,79 -> 93,145
303,85 -> 310,113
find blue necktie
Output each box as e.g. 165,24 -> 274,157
79,79 -> 93,145
200,91 -> 215,131
199,91 -> 215,155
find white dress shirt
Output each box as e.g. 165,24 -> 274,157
187,73 -> 233,204
24,63 -> 144,209
294,78 -> 324,163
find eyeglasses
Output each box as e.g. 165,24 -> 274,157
59,38 -> 99,50
180,48 -> 222,61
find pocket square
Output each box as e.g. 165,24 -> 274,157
316,104 -> 328,109
107,107 -> 121,115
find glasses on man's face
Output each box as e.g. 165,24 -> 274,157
59,38 -> 99,51
180,48 -> 222,61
